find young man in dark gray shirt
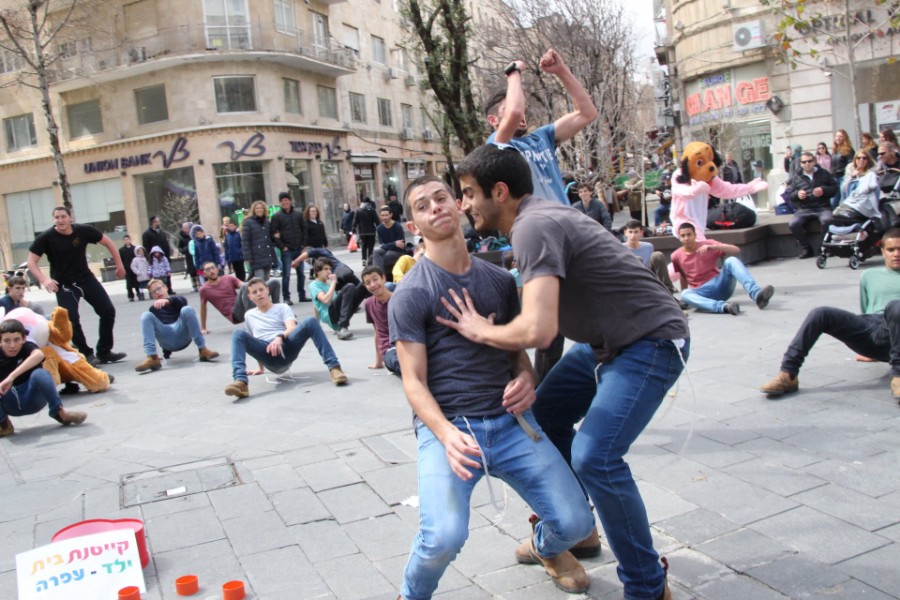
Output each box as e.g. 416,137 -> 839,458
390,176 -> 594,599
446,145 -> 690,600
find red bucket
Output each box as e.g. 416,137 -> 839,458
52,518 -> 150,568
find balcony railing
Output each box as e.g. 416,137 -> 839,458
48,23 -> 357,84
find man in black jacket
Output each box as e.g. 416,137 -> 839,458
353,198 -> 379,267
789,151 -> 838,259
270,192 -> 310,305
143,216 -> 173,292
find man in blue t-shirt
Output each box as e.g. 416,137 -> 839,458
485,48 -> 598,387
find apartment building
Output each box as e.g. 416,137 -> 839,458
0,0 -> 464,266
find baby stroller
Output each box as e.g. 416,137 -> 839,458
816,197 -> 893,270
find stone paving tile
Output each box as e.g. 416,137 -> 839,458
694,573 -> 791,599
152,539 -> 248,600
750,506 -> 892,564
362,462 -> 418,506
271,486 -> 332,526
241,545 -> 333,599
877,521 -> 900,543
745,554 -> 853,599
836,543 -> 900,597
374,553 -> 472,596
695,528 -> 795,571
143,506 -> 226,554
0,517 -> 33,574
140,490 -> 212,519
290,520 -> 359,563
343,514 -> 415,562
732,436 -> 824,469
208,482 -> 273,521
802,456 -> 900,498
317,483 -> 392,524
247,463 -> 307,494
721,456 -> 828,497
450,524 -> 520,580
638,480 -> 698,524
298,458 -> 364,492
791,483 -> 900,531
655,508 -> 742,548
664,547 -> 734,590
315,552 -> 395,599
221,510 -> 295,556
336,444 -> 388,474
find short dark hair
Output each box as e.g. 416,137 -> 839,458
246,277 -> 267,289
0,319 -> 26,336
678,222 -> 696,233
577,182 -> 592,192
484,90 -> 506,116
456,144 -> 533,200
379,206 -> 391,214
361,265 -> 385,279
624,219 -> 642,230
202,261 -> 218,270
403,175 -> 454,220
502,251 -> 516,270
6,276 -> 27,290
52,206 -> 71,216
883,227 -> 900,243
800,151 -> 815,161
312,257 -> 334,275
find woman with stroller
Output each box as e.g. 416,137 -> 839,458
837,152 -> 881,223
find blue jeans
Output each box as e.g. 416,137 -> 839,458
383,346 -> 401,375
141,306 -> 206,355
0,369 -> 62,422
230,317 -> 339,382
680,257 -> 761,313
401,411 -> 593,600
534,338 -> 689,600
280,248 -> 308,301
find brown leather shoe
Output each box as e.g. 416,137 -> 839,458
135,355 -> 162,372
516,526 -> 601,562
198,347 -> 219,362
527,539 -> 589,594
760,371 -> 798,396
892,377 -> 900,401
330,367 -> 348,386
0,418 -> 14,437
52,408 -> 87,426
224,380 -> 249,398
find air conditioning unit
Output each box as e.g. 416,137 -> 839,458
404,75 -> 416,88
384,67 -> 399,80
400,127 -> 415,140
732,21 -> 765,52
128,46 -> 147,63
422,130 -> 436,141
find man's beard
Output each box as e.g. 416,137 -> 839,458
514,128 -> 528,138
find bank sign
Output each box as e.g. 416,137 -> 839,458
684,71 -> 771,126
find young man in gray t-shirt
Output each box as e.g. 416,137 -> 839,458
390,176 -> 595,599
224,278 -> 347,398
449,145 -> 690,600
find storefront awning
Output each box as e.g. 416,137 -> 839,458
349,154 -> 382,164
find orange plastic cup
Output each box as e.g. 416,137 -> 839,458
222,580 -> 245,600
175,574 -> 199,596
118,586 -> 141,600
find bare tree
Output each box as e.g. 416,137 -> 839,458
760,0 -> 899,139
0,0 -> 96,210
476,0 -> 644,181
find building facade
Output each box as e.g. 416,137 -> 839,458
655,0 -> 899,209
0,0 -> 462,267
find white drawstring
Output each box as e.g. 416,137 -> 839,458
461,416 -> 509,524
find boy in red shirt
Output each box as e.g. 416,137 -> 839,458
672,223 -> 774,315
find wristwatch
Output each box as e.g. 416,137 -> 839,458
276,333 -> 286,341
504,62 -> 521,77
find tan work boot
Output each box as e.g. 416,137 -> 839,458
516,526 -> 601,563
330,367 -> 348,386
135,355 -> 162,372
0,418 -> 14,437
224,380 -> 249,398
526,539 -> 589,594
760,371 -> 798,396
892,376 -> 900,401
52,408 -> 87,426
198,347 -> 220,362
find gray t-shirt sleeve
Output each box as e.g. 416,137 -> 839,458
512,213 -> 567,283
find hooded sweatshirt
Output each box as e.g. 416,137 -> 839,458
130,246 -> 150,282
148,245 -> 171,278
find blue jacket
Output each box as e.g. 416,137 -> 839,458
190,225 -> 221,269
224,229 -> 243,262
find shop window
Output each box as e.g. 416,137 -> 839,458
378,97 -> 392,127
4,114 -> 37,151
67,99 -> 103,138
349,92 -> 367,123
285,159 -> 312,210
284,78 -> 302,114
317,85 -> 338,120
371,35 -> 386,65
213,160 -> 267,220
138,167 -> 198,240
214,76 -> 257,113
5,187 -> 55,264
320,160 -> 345,234
401,104 -> 413,129
70,178 -> 126,238
135,84 -> 169,125
274,0 -> 296,34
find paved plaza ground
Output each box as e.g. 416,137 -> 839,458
1,240 -> 898,600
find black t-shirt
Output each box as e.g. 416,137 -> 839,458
0,341 -> 43,386
29,224 -> 103,283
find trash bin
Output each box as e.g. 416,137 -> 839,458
100,266 -> 118,282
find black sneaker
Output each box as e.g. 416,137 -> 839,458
98,351 -> 127,364
755,285 -> 775,310
798,247 -> 815,259
724,302 -> 741,316
85,354 -> 100,368
298,297 -> 312,303
60,382 -> 81,395
162,349 -> 172,359
285,299 -> 295,306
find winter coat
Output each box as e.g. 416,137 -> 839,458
178,228 -> 196,272
340,209 -> 355,234
305,219 -> 328,248
831,146 -> 855,179
142,227 -> 171,258
353,203 -> 378,236
130,248 -> 150,282
148,246 -> 171,278
270,207 -> 307,251
224,229 -> 243,262
241,215 -> 277,270
190,225 -> 221,270
788,166 -> 838,210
